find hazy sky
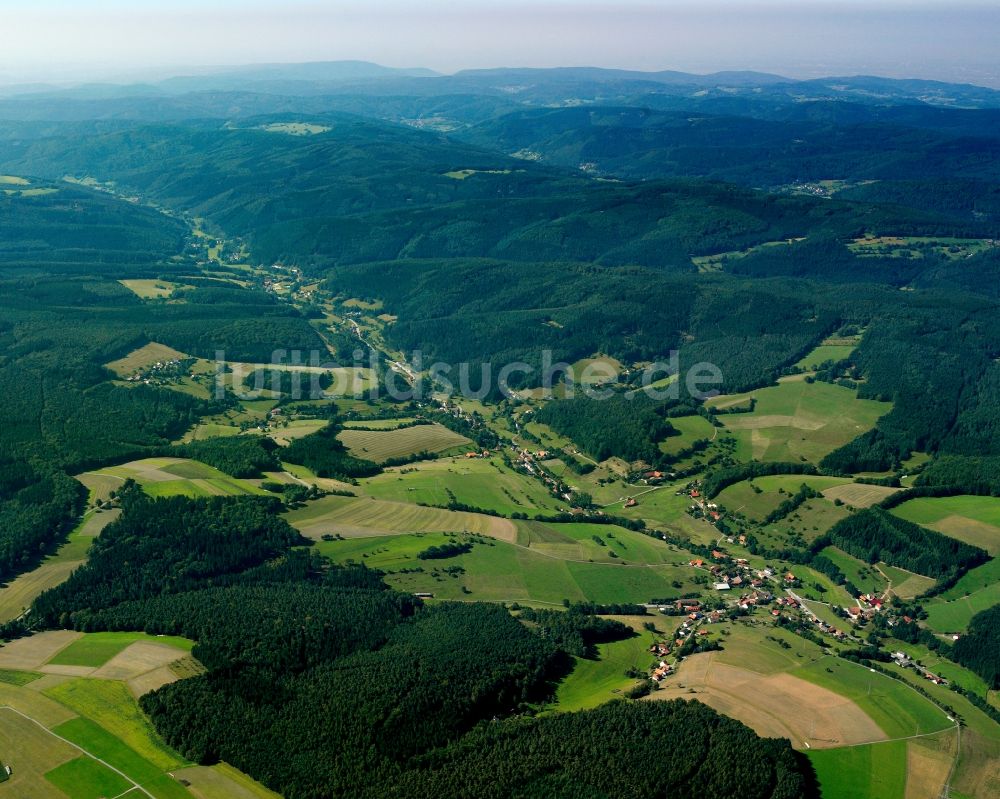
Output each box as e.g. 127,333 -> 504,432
2,1 -> 999,87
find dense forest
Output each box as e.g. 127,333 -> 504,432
951,605 -> 1000,689
279,421 -> 382,479
174,436 -> 280,478
813,508 -> 989,580
534,394 -> 677,463
30,484 -> 305,626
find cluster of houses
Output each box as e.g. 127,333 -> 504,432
513,447 -> 579,505
683,485 -> 724,523
126,358 -> 187,385
891,651 -> 949,685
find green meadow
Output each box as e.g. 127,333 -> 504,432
795,657 -> 952,740
890,495 -> 1000,554
48,631 -> 192,668
706,379 -> 889,464
715,474 -> 850,521
45,756 -> 132,799
315,528 -> 700,606
360,455 -> 561,515
923,558 -> 1000,633
807,740 -> 908,799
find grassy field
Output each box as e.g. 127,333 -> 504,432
886,639 -> 993,699
890,495 -> 1000,555
118,279 -> 193,300
53,717 -> 192,799
794,657 -> 953,739
923,558 -> 1000,633
567,355 -> 623,385
794,343 -> 857,370
339,423 -> 471,462
0,708 -> 79,799
77,458 -> 267,502
223,362 -> 376,398
260,121 -> 331,135
715,475 -> 850,521
172,763 -> 282,799
44,755 -> 132,799
0,677 -> 196,799
553,622 -> 656,711
0,508 -> 120,623
179,422 -> 242,442
104,342 -> 191,377
360,456 -> 560,515
43,679 -> 186,769
706,378 -> 889,463
762,497 -> 852,547
612,484 -> 721,545
312,525 -> 699,605
879,564 -> 937,600
0,624 -> 264,799
808,740 -> 908,799
265,419 -> 329,445
817,546 -> 888,595
821,482 -> 902,508
658,414 -> 717,456
48,632 -> 192,669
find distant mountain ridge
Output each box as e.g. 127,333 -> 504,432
3,61 -> 1000,110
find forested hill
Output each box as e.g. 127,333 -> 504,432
0,179 -> 322,583
2,116 -> 993,273
0,178 -> 186,277
457,105 -> 1000,187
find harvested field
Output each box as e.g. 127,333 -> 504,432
92,642 -> 188,682
0,708 -> 78,799
0,631 -> 82,671
286,495 -> 517,542
905,729 -> 958,799
822,483 -> 902,508
0,561 -> 83,624
649,653 -> 886,749
172,763 -> 282,799
338,423 -> 470,462
105,342 -> 189,377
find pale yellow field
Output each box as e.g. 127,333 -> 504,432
822,482 -> 902,508
648,652 -> 885,749
0,631 -> 82,672
105,342 -> 191,376
339,423 -> 470,462
118,279 -> 190,299
0,561 -> 83,624
285,495 -> 517,542
0,709 -> 77,799
173,763 -> 282,799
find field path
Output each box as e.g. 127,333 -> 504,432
0,706 -> 155,799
